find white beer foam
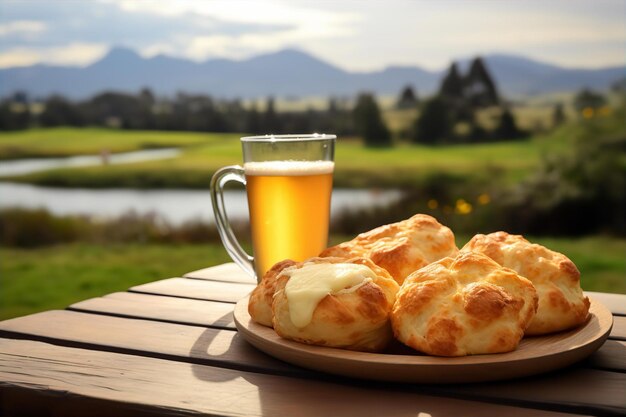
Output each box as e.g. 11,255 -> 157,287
244,160 -> 334,176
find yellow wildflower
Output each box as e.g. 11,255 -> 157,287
455,199 -> 472,215
478,193 -> 491,205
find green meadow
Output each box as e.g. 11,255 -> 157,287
0,127 -> 236,159
0,122 -> 580,188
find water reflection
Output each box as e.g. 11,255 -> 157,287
0,181 -> 403,225
0,148 -> 181,177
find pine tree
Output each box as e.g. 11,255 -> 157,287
439,62 -> 464,101
396,85 -> 419,109
413,97 -> 451,145
353,93 -> 391,147
464,57 -> 499,107
552,103 -> 566,127
245,102 -> 261,133
495,107 -> 525,140
262,97 -> 281,133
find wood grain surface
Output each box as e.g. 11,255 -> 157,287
0,310 -> 297,376
1,339 -> 581,417
585,340 -> 626,371
584,291 -> 626,316
70,292 -> 236,329
184,263 -> 254,284
130,278 -> 254,302
610,316 -> 625,340
1,262 -> 625,417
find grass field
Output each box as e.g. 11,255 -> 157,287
2,235 -> 624,320
0,127 -> 239,159
0,243 -> 234,320
0,121 -> 582,188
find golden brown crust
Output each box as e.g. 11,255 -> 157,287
391,251 -> 538,357
320,214 -> 459,285
248,259 -> 297,327
271,257 -> 400,352
462,232 -> 590,335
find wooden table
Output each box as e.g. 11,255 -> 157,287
1,262 -> 624,416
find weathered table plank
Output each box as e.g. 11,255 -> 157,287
64,289 -> 626,374
70,292 -> 236,329
609,315 -> 625,340
1,339 -> 578,417
0,309 -> 624,415
1,264 -> 624,417
585,340 -> 626,371
130,278 -> 253,303
436,367 -> 626,416
0,310 -> 297,376
184,263 -> 252,284
586,292 -> 626,316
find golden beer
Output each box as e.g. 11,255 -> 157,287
245,161 -> 334,277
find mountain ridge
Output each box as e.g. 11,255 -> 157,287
1,46 -> 623,99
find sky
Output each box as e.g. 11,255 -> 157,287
0,0 -> 624,71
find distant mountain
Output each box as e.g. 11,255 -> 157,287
0,47 -> 623,99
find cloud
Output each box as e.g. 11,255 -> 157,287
0,0 -> 294,65
0,0 -> 623,70
0,20 -> 46,37
106,0 -> 360,61
293,0 -> 626,71
0,43 -> 108,68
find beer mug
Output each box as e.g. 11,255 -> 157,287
210,134 -> 336,282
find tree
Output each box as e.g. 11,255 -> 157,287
396,85 -> 419,109
262,97 -> 281,133
0,99 -> 30,130
573,89 -> 607,111
245,102 -> 261,133
353,93 -> 391,147
464,57 -> 499,108
494,107 -> 526,140
413,97 -> 452,145
39,95 -> 83,126
552,103 -> 566,127
439,63 -> 464,102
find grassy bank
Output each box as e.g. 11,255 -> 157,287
2,236 -> 624,320
1,123 -> 581,188
0,127 -> 239,159
0,243 -> 234,320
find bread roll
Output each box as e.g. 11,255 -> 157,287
462,232 -> 590,335
249,259 -> 297,327
321,214 -> 458,285
272,257 -> 399,352
391,251 -> 538,356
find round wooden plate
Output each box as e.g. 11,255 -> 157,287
234,297 -> 613,384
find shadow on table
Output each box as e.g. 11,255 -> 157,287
186,313 -> 538,417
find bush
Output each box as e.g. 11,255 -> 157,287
0,208 -> 249,247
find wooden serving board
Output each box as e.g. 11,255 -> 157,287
234,297 -> 613,384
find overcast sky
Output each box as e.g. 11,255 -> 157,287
0,0 -> 624,70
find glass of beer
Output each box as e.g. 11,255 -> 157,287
210,134 -> 336,282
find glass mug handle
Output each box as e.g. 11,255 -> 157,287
210,165 -> 255,278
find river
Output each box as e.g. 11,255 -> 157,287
0,182 -> 403,225
0,148 -> 181,177
0,149 -> 403,224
